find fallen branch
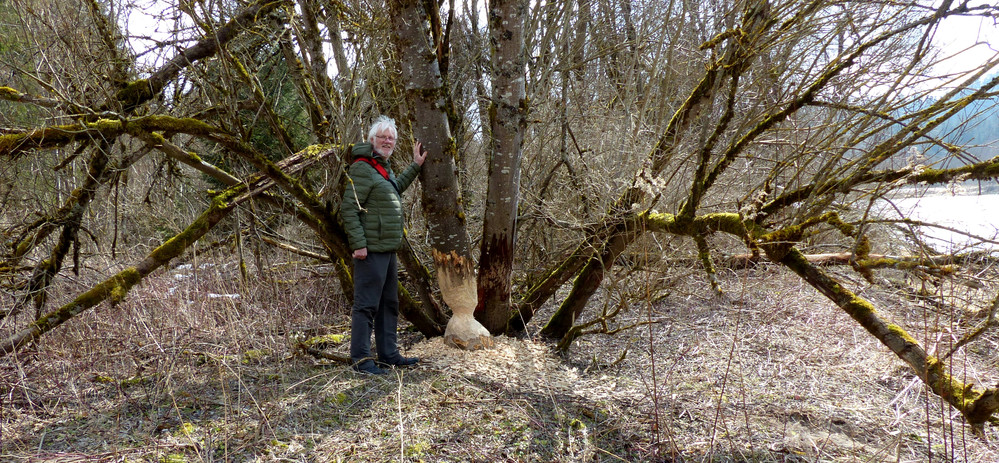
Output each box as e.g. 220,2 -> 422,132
771,246 -> 999,433
296,342 -> 350,364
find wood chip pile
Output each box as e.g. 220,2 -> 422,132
407,335 -> 641,404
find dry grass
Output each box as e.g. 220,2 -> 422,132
2,251 -> 999,462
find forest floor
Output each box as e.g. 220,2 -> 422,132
2,256 -> 999,462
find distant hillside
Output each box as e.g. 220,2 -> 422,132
923,74 -> 999,162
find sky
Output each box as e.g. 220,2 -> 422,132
931,8 -> 999,77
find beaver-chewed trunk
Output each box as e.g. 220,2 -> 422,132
433,249 -> 493,350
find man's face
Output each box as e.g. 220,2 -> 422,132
373,129 -> 396,158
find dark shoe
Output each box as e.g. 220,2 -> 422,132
352,361 -> 387,375
379,356 -> 419,367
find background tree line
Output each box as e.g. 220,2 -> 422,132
2,0 -> 999,433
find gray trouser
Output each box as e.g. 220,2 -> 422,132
349,252 -> 402,365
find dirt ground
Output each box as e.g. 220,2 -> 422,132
2,259 -> 998,462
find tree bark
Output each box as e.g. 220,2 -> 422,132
388,0 -> 472,257
388,0 -> 489,347
477,0 -> 528,335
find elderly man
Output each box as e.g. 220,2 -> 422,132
341,116 -> 427,375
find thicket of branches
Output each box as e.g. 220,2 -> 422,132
2,0 -> 999,432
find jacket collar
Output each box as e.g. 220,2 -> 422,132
352,142 -> 390,164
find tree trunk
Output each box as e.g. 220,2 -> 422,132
388,0 -> 489,348
476,0 -> 528,335
772,246 -> 999,432
388,0 -> 471,257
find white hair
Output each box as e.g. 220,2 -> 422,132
366,115 -> 398,143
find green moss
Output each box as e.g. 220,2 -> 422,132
885,322 -> 920,346
110,268 -> 141,303
303,333 -> 345,348
825,213 -> 855,236
0,132 -> 34,155
134,115 -> 219,135
242,349 -> 270,363
855,235 -> 871,258
404,441 -> 432,457
302,143 -> 335,158
92,118 -> 123,131
177,422 -> 197,437
115,79 -> 153,108
159,453 -> 187,463
0,86 -> 21,100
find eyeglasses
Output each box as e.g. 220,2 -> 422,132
375,135 -> 396,142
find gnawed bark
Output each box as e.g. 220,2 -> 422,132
435,249 -> 492,350
398,240 -> 449,328
387,0 -> 479,342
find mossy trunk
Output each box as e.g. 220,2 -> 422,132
540,220 -> 641,341
773,246 -> 999,431
510,241 -> 593,332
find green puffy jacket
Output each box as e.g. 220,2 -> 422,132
340,142 -> 421,253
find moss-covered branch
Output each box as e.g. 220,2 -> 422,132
0,143 -> 345,355
0,86 -> 92,115
771,246 -> 999,432
0,116 -> 222,159
130,131 -> 241,187
1,191 -> 240,356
